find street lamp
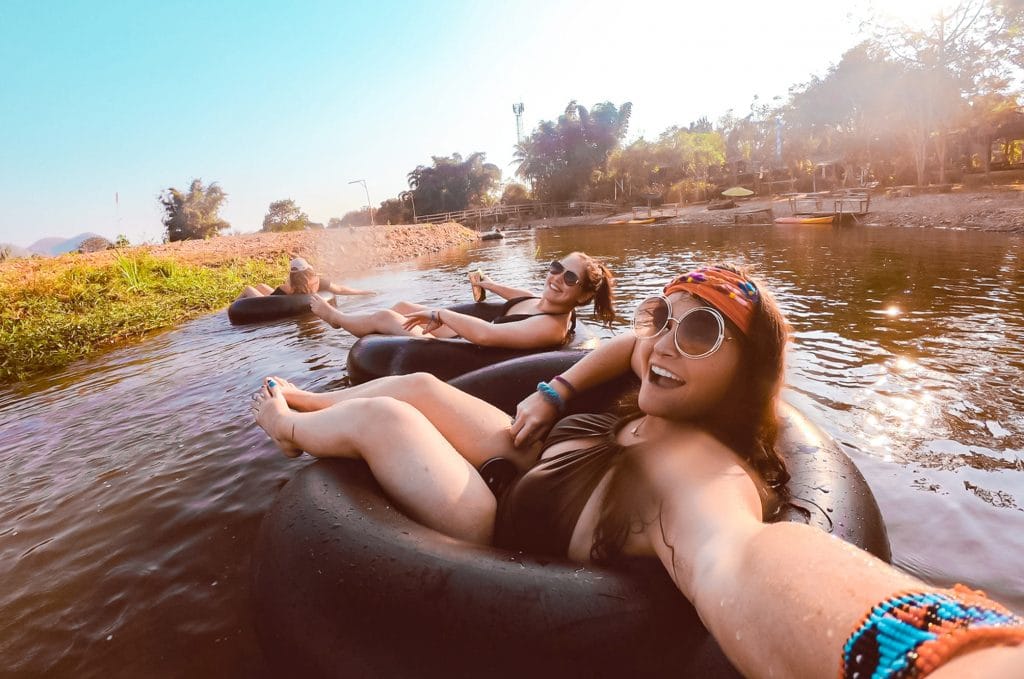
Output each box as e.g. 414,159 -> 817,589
348,179 -> 374,226
400,191 -> 417,223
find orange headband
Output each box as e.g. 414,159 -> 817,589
663,266 -> 760,336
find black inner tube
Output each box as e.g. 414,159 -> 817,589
252,351 -> 890,678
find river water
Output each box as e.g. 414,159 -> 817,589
1,223 -> 1022,676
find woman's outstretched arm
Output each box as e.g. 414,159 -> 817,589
641,446 -> 1024,679
327,282 -> 376,295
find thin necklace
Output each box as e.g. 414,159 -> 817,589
630,416 -> 646,437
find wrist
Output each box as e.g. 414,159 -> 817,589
536,382 -> 566,413
552,374 -> 577,400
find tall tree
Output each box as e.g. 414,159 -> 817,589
514,101 -> 632,202
262,199 -> 311,232
159,179 -> 230,242
871,2 -> 1000,184
406,152 -> 501,216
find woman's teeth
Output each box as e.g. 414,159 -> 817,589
650,365 -> 683,386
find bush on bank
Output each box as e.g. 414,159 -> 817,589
0,252 -> 281,383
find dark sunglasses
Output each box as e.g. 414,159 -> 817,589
548,260 -> 582,287
631,295 -> 732,359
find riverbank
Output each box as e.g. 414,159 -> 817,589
0,223 -> 477,383
518,186 -> 1024,232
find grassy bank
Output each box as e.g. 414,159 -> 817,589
0,252 -> 282,383
0,224 -> 479,385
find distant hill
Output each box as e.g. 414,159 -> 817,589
1,242 -> 35,259
28,232 -> 105,256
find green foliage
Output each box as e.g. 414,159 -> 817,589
0,254 -> 280,383
114,234 -> 130,248
514,100 -> 632,202
607,129 -> 725,201
374,199 -> 410,225
500,183 -> 531,204
262,199 -> 312,232
406,152 -> 501,215
159,179 -> 230,242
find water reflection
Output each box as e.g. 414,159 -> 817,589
0,223 -> 1022,676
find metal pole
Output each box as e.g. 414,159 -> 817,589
348,179 -> 374,226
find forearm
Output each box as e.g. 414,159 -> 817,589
330,284 -> 374,295
693,522 -> 941,679
551,333 -> 636,400
482,280 -> 535,300
435,309 -> 498,345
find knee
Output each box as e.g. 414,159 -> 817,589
396,371 -> 444,395
390,301 -> 416,313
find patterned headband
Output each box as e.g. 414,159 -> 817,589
663,266 -> 760,336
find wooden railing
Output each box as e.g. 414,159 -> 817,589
414,201 -> 617,225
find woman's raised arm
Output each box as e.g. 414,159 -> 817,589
510,333 -> 637,447
473,271 -> 535,301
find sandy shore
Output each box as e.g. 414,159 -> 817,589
509,187 -> 1024,233
0,223 -> 479,281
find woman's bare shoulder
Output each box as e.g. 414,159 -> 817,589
636,430 -> 761,511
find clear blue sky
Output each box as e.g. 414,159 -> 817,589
0,0 -> 945,247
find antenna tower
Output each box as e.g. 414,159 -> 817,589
512,102 -> 525,144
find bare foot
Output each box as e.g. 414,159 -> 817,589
252,383 -> 302,458
309,295 -> 343,328
265,376 -> 323,412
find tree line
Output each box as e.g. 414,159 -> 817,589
161,1 -> 1024,241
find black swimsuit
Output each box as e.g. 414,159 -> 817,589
491,296 -> 576,334
494,413 -> 628,556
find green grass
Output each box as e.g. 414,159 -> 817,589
0,252 -> 283,383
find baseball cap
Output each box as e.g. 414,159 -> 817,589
289,258 -> 313,273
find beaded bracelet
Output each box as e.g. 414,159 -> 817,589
553,374 -> 577,396
536,381 -> 565,412
840,584 -> 1024,679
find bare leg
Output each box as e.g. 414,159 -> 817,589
265,373 -> 540,471
312,302 -> 459,338
252,386 -> 497,543
238,284 -> 271,300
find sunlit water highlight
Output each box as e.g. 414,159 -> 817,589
1,224 -> 1022,676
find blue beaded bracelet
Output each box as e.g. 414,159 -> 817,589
536,381 -> 565,412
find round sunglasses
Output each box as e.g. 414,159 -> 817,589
548,260 -> 583,287
631,295 -> 732,359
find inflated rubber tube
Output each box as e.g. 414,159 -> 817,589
227,292 -> 335,325
346,302 -> 588,384
252,353 -> 890,678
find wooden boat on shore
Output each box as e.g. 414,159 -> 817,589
774,215 -> 835,225
627,218 -> 656,224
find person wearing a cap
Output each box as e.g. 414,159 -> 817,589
236,258 -> 375,299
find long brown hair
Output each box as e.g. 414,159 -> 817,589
572,251 -> 616,324
590,263 -> 790,563
288,269 -> 319,295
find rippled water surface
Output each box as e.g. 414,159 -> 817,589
1,224 -> 1022,676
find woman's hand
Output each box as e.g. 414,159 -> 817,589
469,270 -> 494,289
510,391 -> 560,448
309,294 -> 333,321
402,309 -> 443,334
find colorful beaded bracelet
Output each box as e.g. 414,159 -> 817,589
840,584 -> 1024,678
536,381 -> 565,412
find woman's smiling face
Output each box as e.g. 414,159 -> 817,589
542,252 -> 590,307
635,291 -> 743,421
